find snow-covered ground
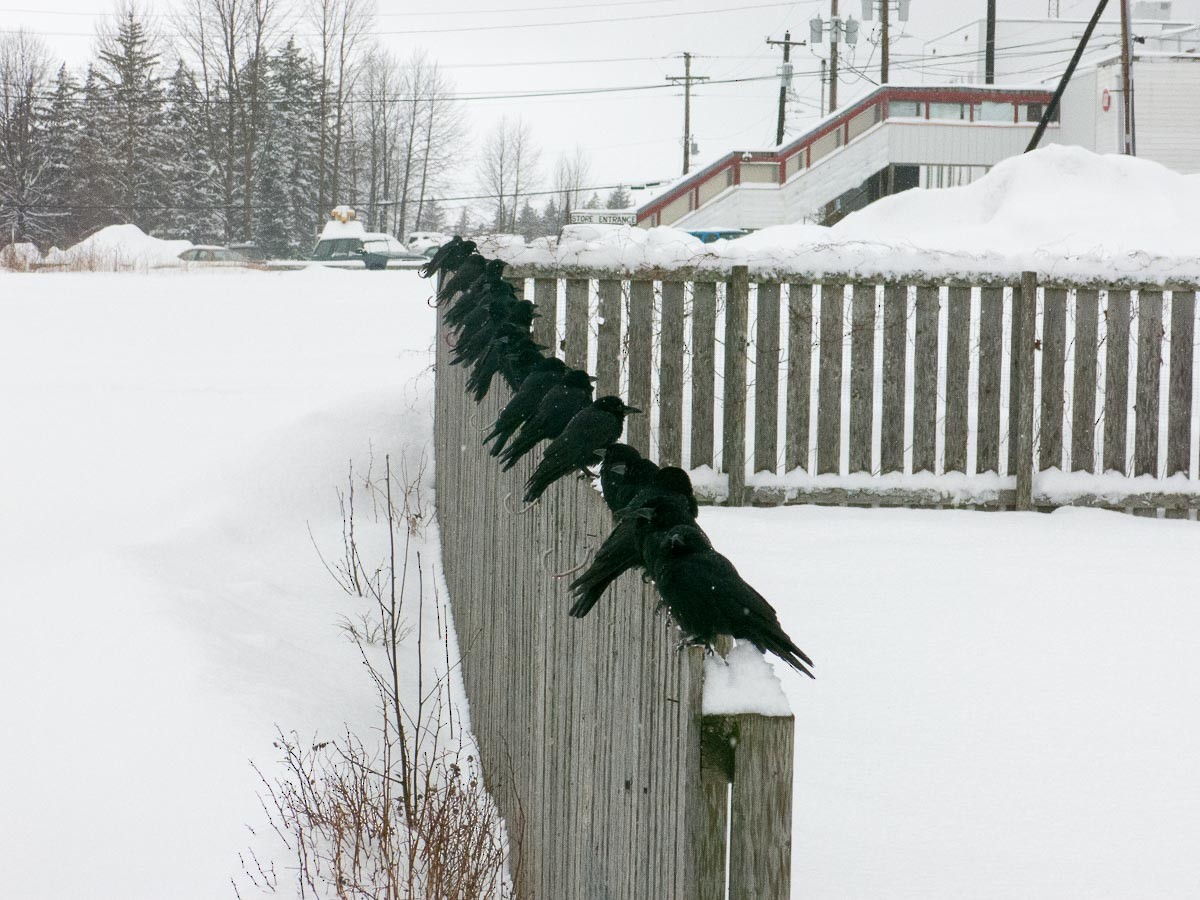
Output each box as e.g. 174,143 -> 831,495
702,504 -> 1200,898
4,266 -> 1199,898
0,268 -> 448,898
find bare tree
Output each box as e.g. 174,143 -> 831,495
177,0 -> 280,240
309,0 -> 373,215
477,114 -> 539,233
553,144 -> 591,225
0,29 -> 51,242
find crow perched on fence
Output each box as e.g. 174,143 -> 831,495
444,260 -> 510,328
485,357 -> 569,456
523,397 -> 640,503
451,297 -> 537,368
568,486 -> 696,619
465,334 -> 545,403
598,443 -> 658,513
500,369 -> 596,471
420,236 -> 477,278
437,253 -> 489,304
642,525 -> 814,677
498,342 -> 549,391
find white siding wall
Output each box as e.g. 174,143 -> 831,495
1134,56 -> 1200,173
887,121 -> 1044,165
1060,67 -> 1101,151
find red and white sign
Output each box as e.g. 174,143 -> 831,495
1102,88 -> 1112,112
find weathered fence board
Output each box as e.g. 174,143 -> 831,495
880,283 -> 908,474
660,280 -> 687,466
817,282 -> 844,476
755,282 -> 782,474
1104,289 -> 1132,475
976,285 -> 1004,475
627,280 -> 655,453
1168,291 -> 1195,478
785,283 -> 813,473
944,285 -> 971,474
1071,289 -> 1100,473
533,277 -> 558,352
1014,272 -> 1038,509
849,283 -> 876,474
1039,287 -> 1068,471
691,281 -> 718,469
724,268 -> 750,501
565,277 -> 589,369
1135,290 -> 1164,477
596,278 -> 623,396
913,285 -> 940,474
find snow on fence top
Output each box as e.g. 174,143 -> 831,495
481,146 -> 1200,285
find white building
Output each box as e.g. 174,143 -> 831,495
634,5 -> 1200,229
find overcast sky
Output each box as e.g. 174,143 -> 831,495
6,0 -> 1186,210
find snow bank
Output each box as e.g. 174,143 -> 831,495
0,241 -> 41,270
43,224 -> 192,270
482,147 -> 1200,283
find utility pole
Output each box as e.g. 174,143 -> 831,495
1119,0 -> 1136,154
766,31 -> 807,144
986,0 -> 997,84
820,59 -> 828,115
1027,0 -> 1109,152
667,52 -> 709,175
830,0 -> 840,112
880,0 -> 889,82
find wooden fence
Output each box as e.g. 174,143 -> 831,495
434,303 -> 795,899
502,264 -> 1200,513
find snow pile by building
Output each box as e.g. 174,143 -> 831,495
43,224 -> 192,271
482,146 -> 1200,283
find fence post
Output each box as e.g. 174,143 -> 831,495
724,266 -> 750,504
1014,271 -> 1038,510
701,713 -> 795,900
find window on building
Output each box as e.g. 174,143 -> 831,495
973,101 -> 1015,122
1026,103 -> 1059,123
890,101 -> 923,118
928,102 -> 966,120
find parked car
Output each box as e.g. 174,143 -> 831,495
178,245 -> 260,267
227,241 -> 267,261
311,232 -> 426,269
404,231 -> 450,258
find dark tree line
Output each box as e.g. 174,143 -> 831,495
0,5 -> 460,258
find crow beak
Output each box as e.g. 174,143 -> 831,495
609,463 -> 627,475
625,405 -> 643,415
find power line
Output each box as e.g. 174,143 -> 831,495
0,0 -> 690,17
0,1 -> 815,38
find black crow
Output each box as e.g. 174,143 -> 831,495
420,236 -> 477,278
568,488 -> 696,619
437,253 -> 489,303
465,334 -> 543,403
499,342 -> 549,390
598,444 -> 659,513
499,369 -> 595,471
451,298 -> 537,368
523,397 -> 640,504
485,357 -> 568,456
444,260 -> 510,325
644,526 -> 814,678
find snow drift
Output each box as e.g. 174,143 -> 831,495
482,146 -> 1200,283
43,224 -> 192,271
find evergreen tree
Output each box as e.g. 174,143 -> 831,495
73,66 -> 116,237
160,61 -> 222,241
541,197 -> 562,234
453,206 -> 471,236
583,192 -> 601,209
94,11 -> 169,232
516,199 -> 541,239
38,65 -> 82,244
253,39 -> 321,257
605,185 -> 632,209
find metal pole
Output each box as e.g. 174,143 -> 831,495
830,0 -> 839,112
1119,0 -> 1136,154
985,0 -> 997,84
683,52 -> 692,174
1026,0 -> 1109,152
881,0 -> 889,83
777,33 -> 791,144
820,58 -> 827,116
